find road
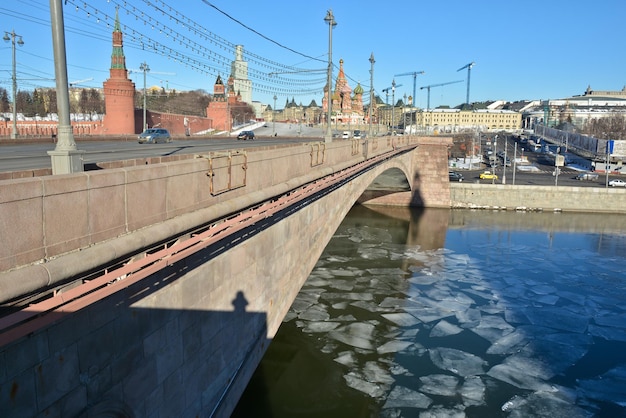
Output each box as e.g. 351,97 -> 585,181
451,133 -> 623,188
0,136 -> 315,173
0,122 -> 331,173
456,167 -> 617,188
1,126 -> 623,189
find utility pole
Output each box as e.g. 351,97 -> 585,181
368,53 -> 375,138
502,136 -> 508,184
273,95 -> 277,136
324,9 -> 336,143
391,79 -> 396,135
140,61 -> 150,131
3,30 -> 24,140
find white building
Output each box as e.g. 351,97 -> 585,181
230,45 -> 252,106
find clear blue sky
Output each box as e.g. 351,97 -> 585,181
1,0 -> 625,110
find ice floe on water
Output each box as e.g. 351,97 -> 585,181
382,385 -> 433,409
576,365 -> 626,407
377,340 -> 415,354
459,376 -> 485,407
282,222 -> 626,416
501,390 -> 591,418
381,312 -> 422,327
419,374 -> 459,396
344,372 -> 386,398
429,319 -> 463,337
328,322 -> 376,350
429,347 -> 487,377
487,354 -> 557,391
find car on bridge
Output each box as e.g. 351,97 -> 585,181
237,131 -> 255,140
138,128 -> 172,144
479,171 -> 498,180
609,179 -> 626,187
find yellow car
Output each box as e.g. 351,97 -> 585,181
479,171 -> 498,180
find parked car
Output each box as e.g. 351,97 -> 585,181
609,179 -> 626,187
342,131 -> 351,139
353,130 -> 362,139
575,172 -> 599,181
237,131 -> 255,140
479,171 -> 498,180
137,128 -> 171,144
449,171 -> 464,182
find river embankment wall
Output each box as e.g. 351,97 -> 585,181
450,183 -> 626,214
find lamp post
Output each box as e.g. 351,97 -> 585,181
140,61 -> 150,131
273,95 -> 277,136
324,9 -> 336,143
403,93 -> 407,134
48,0 -> 84,173
3,30 -> 24,140
502,135 -> 508,184
368,53 -> 375,138
391,79 -> 396,135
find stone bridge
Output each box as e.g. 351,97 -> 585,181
0,135 -> 451,417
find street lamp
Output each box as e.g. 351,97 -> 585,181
139,61 -> 150,131
48,0 -> 83,174
273,95 -> 277,136
391,79 -> 396,135
403,93 -> 407,134
3,30 -> 24,140
368,53 -> 375,138
324,9 -> 336,143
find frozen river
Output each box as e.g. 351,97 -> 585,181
233,206 -> 626,418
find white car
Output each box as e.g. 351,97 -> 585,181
342,131 -> 351,139
609,179 -> 626,187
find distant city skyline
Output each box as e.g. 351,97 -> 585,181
1,1 -> 625,109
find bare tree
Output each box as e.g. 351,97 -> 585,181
47,89 -> 57,114
0,88 -> 9,113
230,102 -> 255,127
582,115 -> 626,141
16,90 -> 33,117
32,89 -> 45,116
78,89 -> 89,116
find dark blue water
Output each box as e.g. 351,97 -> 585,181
233,206 -> 626,417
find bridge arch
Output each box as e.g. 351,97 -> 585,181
0,137 -> 452,418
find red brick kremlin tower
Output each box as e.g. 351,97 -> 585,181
206,74 -> 230,132
102,9 -> 136,135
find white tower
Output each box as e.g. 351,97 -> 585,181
231,45 -> 252,104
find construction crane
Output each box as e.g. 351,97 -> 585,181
382,80 -> 402,132
419,80 -> 463,110
394,70 -> 425,108
457,62 -> 475,105
381,82 -> 403,105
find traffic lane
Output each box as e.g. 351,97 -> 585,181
0,136 -> 317,172
461,167 -> 620,188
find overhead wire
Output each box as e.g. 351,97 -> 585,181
1,0 -> 371,102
